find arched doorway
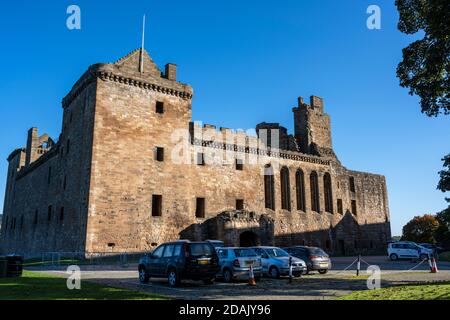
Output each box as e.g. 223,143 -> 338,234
240,231 -> 259,247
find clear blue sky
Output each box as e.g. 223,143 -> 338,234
0,1 -> 448,236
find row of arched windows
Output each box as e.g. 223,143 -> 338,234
264,165 -> 333,213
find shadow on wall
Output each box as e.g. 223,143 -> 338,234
179,210 -> 391,256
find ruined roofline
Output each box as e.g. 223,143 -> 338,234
7,148 -> 25,162
15,144 -> 59,181
61,49 -> 193,109
189,122 -> 333,166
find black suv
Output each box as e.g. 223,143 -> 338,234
138,240 -> 220,287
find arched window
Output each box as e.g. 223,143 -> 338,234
310,171 -> 320,212
280,167 -> 291,211
264,164 -> 275,210
296,169 -> 306,211
324,173 -> 333,213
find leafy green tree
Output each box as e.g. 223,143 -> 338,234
435,207 -> 450,247
438,154 -> 450,200
395,0 -> 450,116
402,214 -> 439,243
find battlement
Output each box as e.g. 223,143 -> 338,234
297,95 -> 325,112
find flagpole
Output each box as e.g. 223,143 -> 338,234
140,14 -> 146,74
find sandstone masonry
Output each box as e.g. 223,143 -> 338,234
0,48 -> 391,257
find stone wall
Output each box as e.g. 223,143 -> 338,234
0,48 -> 391,257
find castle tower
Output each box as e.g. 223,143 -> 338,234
293,95 -> 336,158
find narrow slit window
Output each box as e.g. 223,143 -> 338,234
152,195 -> 162,217
196,198 -> 205,218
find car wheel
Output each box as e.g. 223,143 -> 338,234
167,269 -> 180,287
419,254 -> 429,261
138,267 -> 149,284
389,253 -> 398,261
222,269 -> 233,283
269,266 -> 280,279
318,269 -> 328,274
293,272 -> 302,278
203,278 -> 215,285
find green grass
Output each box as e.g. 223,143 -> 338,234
0,270 -> 167,300
338,282 -> 450,300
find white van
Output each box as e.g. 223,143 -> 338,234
387,241 -> 433,261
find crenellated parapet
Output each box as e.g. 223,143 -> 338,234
189,122 -> 331,166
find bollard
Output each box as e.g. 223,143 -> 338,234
356,255 -> 361,276
428,254 -> 433,271
289,256 -> 293,284
248,263 -> 256,286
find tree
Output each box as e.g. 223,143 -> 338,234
402,214 -> 439,243
435,206 -> 450,247
395,0 -> 450,116
438,154 -> 450,200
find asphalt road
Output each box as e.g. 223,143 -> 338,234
32,256 -> 450,300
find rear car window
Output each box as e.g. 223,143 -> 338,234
163,245 -> 175,257
217,249 -> 228,258
190,243 -> 214,256
234,248 -> 257,257
173,245 -> 182,257
309,248 -> 327,255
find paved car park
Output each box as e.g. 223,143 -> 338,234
31,256 -> 450,300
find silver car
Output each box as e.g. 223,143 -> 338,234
252,246 -> 307,278
216,247 -> 263,283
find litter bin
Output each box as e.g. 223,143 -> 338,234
0,256 -> 7,277
6,255 -> 23,277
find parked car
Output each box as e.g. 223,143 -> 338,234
251,246 -> 307,278
216,247 -> 263,282
206,240 -> 225,249
387,241 -> 434,261
138,240 -> 220,287
419,243 -> 444,255
284,246 -> 331,274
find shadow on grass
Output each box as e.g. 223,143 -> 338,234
0,270 -> 166,300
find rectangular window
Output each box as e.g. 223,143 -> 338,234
34,210 -> 38,225
351,200 -> 357,215
235,158 -> 244,171
337,199 -> 343,214
156,101 -> 164,114
197,153 -> 205,166
349,177 -> 356,193
60,207 -> 65,221
236,199 -> 244,210
152,195 -> 162,217
63,176 -> 67,190
47,206 -> 52,221
155,147 -> 164,162
195,198 -> 205,218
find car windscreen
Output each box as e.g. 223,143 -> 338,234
190,243 -> 214,256
234,248 -> 258,257
309,248 -> 328,256
266,248 -> 289,257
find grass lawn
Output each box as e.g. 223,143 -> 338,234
338,281 -> 450,300
0,270 -> 167,300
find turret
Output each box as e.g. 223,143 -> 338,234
293,95 -> 335,158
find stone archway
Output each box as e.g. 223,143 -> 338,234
239,231 -> 259,247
